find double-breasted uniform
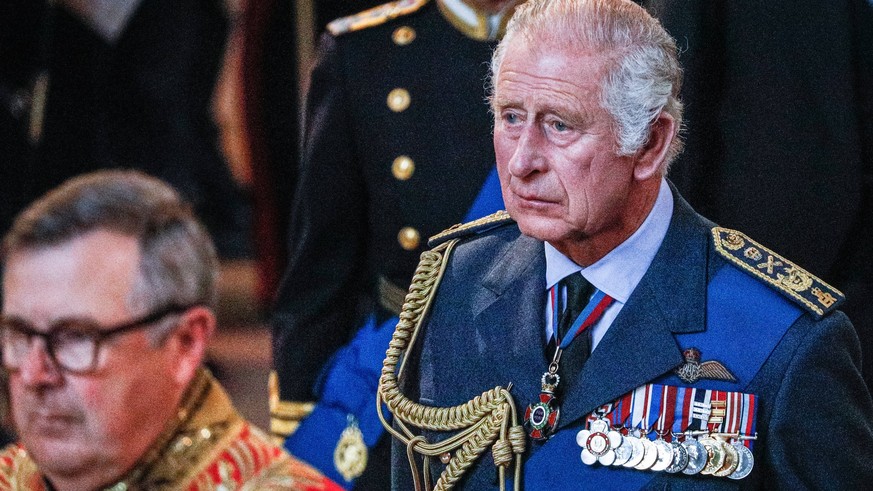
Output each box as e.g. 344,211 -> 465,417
390,188 -> 873,489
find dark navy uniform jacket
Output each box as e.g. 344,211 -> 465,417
271,0 -> 506,487
393,188 -> 873,489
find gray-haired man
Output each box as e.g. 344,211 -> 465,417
380,0 -> 873,488
0,171 -> 340,490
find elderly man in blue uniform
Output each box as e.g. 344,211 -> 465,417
378,0 -> 873,488
270,0 -> 521,488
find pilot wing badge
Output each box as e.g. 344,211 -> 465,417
675,348 -> 737,384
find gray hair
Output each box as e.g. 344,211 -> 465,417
2,170 -> 218,342
490,0 -> 684,170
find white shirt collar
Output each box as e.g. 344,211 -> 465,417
545,178 -> 674,302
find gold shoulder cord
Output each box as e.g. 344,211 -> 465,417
377,239 -> 526,491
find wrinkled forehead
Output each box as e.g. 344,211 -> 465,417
2,230 -> 140,325
494,37 -> 613,102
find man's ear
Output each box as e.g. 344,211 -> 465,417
633,112 -> 676,181
168,305 -> 216,386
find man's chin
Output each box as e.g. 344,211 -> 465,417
23,437 -> 96,475
514,215 -> 567,243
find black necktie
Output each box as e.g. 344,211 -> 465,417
552,272 -> 594,390
557,273 -> 593,343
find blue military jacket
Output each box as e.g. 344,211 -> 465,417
391,189 -> 873,489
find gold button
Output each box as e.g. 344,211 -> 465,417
392,26 -> 416,45
392,155 -> 415,180
387,88 -> 411,112
397,227 -> 420,251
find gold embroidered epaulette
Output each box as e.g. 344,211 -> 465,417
327,0 -> 429,36
428,210 -> 514,247
712,227 -> 844,319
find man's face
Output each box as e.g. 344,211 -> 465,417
3,230 -> 181,482
493,39 -> 638,254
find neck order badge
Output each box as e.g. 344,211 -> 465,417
524,277 -> 614,441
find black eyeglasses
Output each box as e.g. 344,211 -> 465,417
0,304 -> 195,374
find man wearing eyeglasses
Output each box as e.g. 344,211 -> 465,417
0,171 -> 340,490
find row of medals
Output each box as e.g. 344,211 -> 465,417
576,419 -> 754,480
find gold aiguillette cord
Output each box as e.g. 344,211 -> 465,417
377,239 -> 525,491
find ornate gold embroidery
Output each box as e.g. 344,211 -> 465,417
812,287 -> 837,308
721,232 -> 745,251
428,210 -> 512,246
743,247 -> 762,261
326,0 -> 429,36
712,228 -> 844,318
757,255 -> 783,275
0,372 -> 329,491
777,267 -> 813,292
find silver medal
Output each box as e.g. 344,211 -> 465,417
610,434 -> 633,467
635,437 -> 659,470
681,438 -> 707,475
622,434 -> 646,468
650,439 -> 674,472
664,440 -> 689,474
728,442 -> 755,480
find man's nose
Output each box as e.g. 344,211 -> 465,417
507,123 -> 548,178
17,338 -> 62,387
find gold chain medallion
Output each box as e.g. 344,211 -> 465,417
334,417 -> 367,482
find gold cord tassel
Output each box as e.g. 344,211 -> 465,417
377,241 -> 525,491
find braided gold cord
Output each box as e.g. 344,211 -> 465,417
377,240 -> 524,491
435,409 -> 504,491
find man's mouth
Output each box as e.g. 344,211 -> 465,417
26,410 -> 81,435
511,189 -> 558,207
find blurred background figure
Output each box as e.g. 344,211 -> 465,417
0,0 -> 251,260
269,0 -> 519,488
645,0 -> 873,389
0,0 -> 260,449
214,0 -> 302,307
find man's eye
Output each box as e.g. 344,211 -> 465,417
552,121 -> 568,132
504,112 -> 520,124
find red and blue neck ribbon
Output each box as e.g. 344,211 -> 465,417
550,283 -> 615,350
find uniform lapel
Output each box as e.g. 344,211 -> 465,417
469,232 -> 549,406
556,187 -> 712,429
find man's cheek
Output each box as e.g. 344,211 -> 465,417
80,382 -> 120,435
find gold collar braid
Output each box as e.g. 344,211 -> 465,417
110,368 -> 213,488
377,239 -> 525,491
